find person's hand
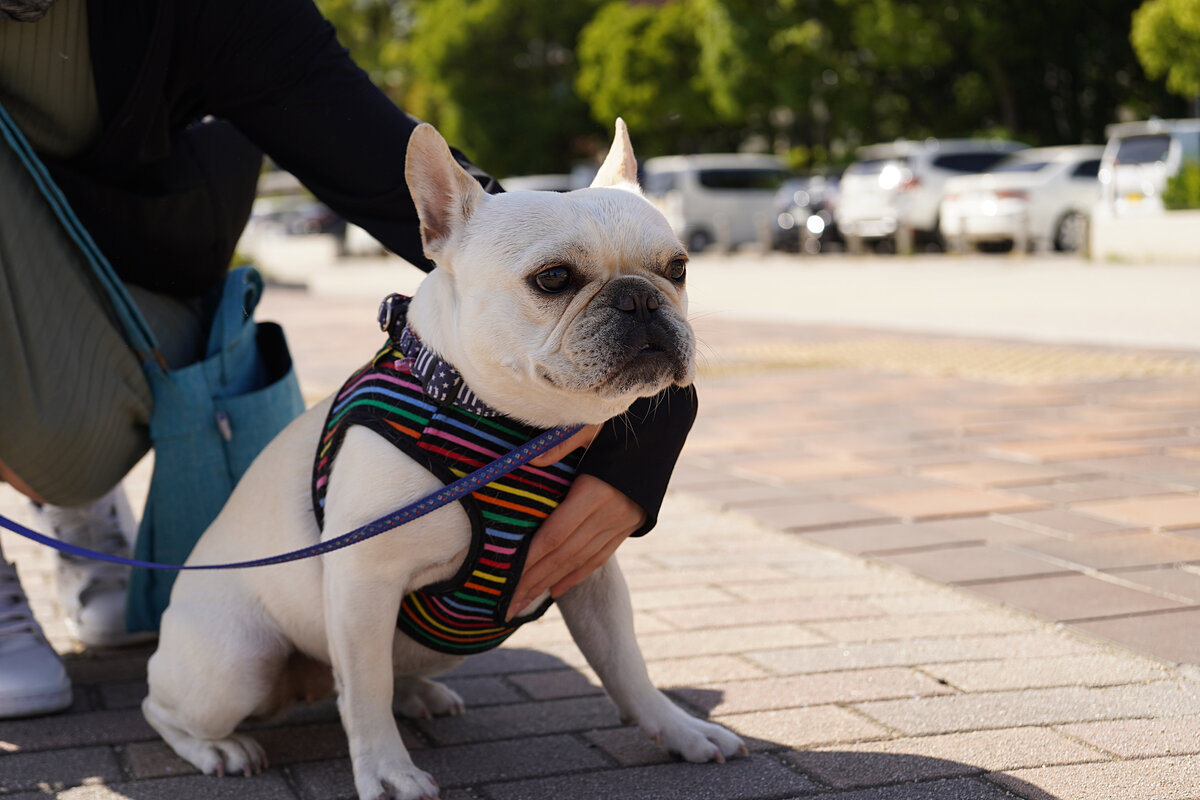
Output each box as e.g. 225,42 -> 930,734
505,426 -> 646,621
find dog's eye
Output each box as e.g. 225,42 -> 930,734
534,266 -> 572,293
667,258 -> 687,283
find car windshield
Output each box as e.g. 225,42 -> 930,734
1114,134 -> 1171,165
989,158 -> 1050,173
696,168 -> 790,190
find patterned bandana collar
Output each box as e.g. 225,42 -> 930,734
377,293 -> 501,418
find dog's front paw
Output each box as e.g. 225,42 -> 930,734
641,705 -> 747,764
355,757 -> 439,800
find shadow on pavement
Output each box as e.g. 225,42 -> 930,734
2,646 -> 1063,800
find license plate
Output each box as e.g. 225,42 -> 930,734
1125,193 -> 1143,203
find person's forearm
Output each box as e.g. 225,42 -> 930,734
575,384 -> 698,536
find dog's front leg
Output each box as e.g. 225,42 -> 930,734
557,559 -> 747,763
324,547 -> 438,800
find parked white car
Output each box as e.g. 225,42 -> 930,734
642,154 -> 791,252
836,138 -> 1027,250
939,145 -> 1104,252
1096,118 -> 1200,217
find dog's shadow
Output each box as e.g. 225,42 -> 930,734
0,647 -> 1057,799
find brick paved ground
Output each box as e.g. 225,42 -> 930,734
2,285 -> 1199,799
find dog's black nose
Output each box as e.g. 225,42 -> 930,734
613,285 -> 660,322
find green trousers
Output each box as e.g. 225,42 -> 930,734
0,134 -> 203,506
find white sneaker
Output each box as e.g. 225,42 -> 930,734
0,560 -> 72,718
34,486 -> 154,648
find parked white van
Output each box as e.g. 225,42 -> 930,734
1097,118 -> 1200,216
642,154 -> 791,252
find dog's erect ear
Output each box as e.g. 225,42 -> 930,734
405,123 -> 486,261
590,118 -> 638,189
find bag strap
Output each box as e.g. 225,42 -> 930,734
0,101 -> 165,368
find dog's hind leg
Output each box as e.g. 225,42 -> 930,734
143,587 -> 289,777
557,558 -> 748,763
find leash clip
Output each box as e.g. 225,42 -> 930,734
377,293 -> 411,336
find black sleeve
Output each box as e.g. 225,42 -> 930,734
577,384 -> 698,537
189,0 -> 500,272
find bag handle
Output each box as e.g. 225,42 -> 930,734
0,102 -> 166,369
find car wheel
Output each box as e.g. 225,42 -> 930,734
687,230 -> 712,253
1054,211 -> 1088,253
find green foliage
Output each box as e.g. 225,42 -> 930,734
311,0 -> 1189,176
315,0 -> 412,101
1132,0 -> 1200,99
1163,160 -> 1200,209
403,0 -> 605,177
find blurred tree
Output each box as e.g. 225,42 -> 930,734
315,0 -> 414,102
575,0 -> 731,155
403,0 -> 606,177
1132,0 -> 1200,105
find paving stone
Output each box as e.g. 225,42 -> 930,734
734,499 -> 896,533
854,682 -> 1200,736
991,755 -> 1200,800
800,522 -> 997,555
801,777 -> 1021,800
1072,608 -> 1200,664
635,623 -> 827,660
1017,477 -> 1179,505
807,610 -> 1039,643
791,475 -> 952,498
483,754 -> 817,800
671,669 -> 953,715
734,455 -> 896,483
86,774 -> 298,800
873,545 -> 1067,584
1055,714 -> 1200,757
622,564 -> 798,590
506,668 -> 605,700
917,460 -> 1083,488
124,740 -> 202,779
438,675 -> 526,707
0,708 -> 155,752
1109,565 -> 1200,602
745,632 -> 1098,676
416,696 -> 620,746
630,585 -> 742,611
965,573 -> 1188,622
920,653 -> 1174,692
646,655 -> 772,686
993,509 -> 1138,540
582,727 -> 676,766
791,727 -> 1105,789
856,488 -> 1045,521
0,746 -> 122,793
414,734 -> 611,788
1073,493 -> 1200,531
1012,532 -> 1200,570
715,705 -> 890,750
984,438 -> 1151,463
652,597 -> 881,630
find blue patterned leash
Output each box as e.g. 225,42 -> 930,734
0,425 -> 583,570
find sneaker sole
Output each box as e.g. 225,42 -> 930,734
0,683 -> 73,719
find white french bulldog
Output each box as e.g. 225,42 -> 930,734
142,120 -> 745,800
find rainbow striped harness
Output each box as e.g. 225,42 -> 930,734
312,324 -> 576,655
